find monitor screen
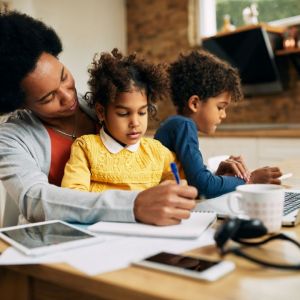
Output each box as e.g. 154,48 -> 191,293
202,28 -> 283,96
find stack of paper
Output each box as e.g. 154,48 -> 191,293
88,212 -> 216,239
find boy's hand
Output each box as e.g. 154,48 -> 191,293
134,183 -> 197,226
248,166 -> 282,184
215,155 -> 250,181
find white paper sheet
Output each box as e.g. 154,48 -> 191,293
0,228 -> 215,276
0,234 -> 118,265
65,228 -> 215,275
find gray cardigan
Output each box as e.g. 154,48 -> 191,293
0,100 -> 138,224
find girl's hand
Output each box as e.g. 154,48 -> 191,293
215,155 -> 250,181
248,166 -> 282,184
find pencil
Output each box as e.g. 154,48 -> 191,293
278,173 -> 293,180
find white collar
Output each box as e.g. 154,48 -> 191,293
99,127 -> 140,154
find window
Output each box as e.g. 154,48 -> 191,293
0,1 -> 11,13
199,0 -> 300,37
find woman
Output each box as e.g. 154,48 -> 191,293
0,11 -> 197,225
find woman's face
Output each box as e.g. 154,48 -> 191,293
21,52 -> 79,123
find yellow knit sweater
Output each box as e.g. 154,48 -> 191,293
61,134 -> 176,192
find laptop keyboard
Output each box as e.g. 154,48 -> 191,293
284,192 -> 300,215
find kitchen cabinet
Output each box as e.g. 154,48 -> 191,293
275,48 -> 300,77
199,137 -> 300,170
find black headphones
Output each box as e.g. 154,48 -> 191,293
214,218 -> 300,270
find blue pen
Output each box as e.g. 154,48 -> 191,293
170,162 -> 180,184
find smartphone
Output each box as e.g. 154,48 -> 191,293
132,252 -> 235,282
0,220 -> 103,256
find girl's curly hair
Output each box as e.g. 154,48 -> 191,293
85,48 -> 169,119
169,50 -> 243,114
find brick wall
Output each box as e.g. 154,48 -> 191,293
127,0 -> 300,129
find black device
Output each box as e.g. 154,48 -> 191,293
133,252 -> 235,281
202,27 -> 284,96
214,218 -> 300,270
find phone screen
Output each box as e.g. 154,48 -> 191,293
145,252 -> 219,272
1,222 -> 94,249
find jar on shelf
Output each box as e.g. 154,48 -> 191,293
242,3 -> 259,25
221,14 -> 236,33
283,27 -> 298,49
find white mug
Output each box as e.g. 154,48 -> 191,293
228,184 -> 285,233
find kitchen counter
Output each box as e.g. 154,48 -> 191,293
209,123 -> 300,138
208,129 -> 300,138
147,123 -> 300,169
147,124 -> 300,138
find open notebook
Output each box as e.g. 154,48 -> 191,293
88,212 -> 216,239
194,190 -> 300,227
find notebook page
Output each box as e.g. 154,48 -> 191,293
194,192 -> 234,218
88,212 -> 216,239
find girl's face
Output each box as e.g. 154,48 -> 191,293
189,92 -> 231,134
96,89 -> 148,145
21,52 -> 79,123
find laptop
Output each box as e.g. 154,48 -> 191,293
194,190 -> 300,227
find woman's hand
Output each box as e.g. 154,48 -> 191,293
134,182 -> 197,226
248,166 -> 282,184
215,155 -> 250,181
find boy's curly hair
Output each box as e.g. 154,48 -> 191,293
0,11 -> 63,114
85,48 -> 169,119
169,50 -> 243,114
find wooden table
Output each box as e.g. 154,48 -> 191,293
1,223 -> 300,300
1,159 -> 300,300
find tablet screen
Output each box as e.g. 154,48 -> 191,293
145,252 -> 219,271
1,222 -> 93,249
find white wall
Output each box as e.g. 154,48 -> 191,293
12,0 -> 127,94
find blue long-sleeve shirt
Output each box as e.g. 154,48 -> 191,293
154,115 -> 245,198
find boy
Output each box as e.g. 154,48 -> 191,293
155,50 -> 282,198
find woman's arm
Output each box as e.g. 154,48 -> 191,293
0,117 -> 137,224
0,114 -> 197,225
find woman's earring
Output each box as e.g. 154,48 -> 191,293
98,119 -> 104,127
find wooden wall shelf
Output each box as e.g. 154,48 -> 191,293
276,48 -> 300,56
203,23 -> 284,40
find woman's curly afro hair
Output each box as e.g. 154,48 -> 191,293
0,11 -> 62,114
85,48 -> 169,119
169,50 -> 243,114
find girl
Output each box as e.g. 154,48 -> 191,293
62,49 -> 176,192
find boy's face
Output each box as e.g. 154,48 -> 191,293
190,92 -> 231,134
95,89 -> 148,145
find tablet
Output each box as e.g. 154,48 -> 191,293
0,220 -> 103,256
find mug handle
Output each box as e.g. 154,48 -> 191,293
227,192 -> 246,217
